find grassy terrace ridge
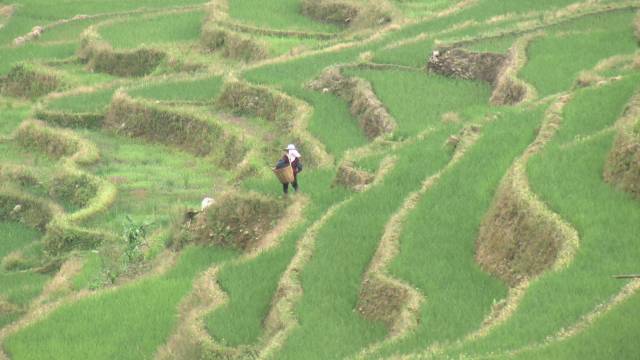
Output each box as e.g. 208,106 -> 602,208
1,0 -> 639,359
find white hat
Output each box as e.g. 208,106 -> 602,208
286,144 -> 296,151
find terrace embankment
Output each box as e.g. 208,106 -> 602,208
0,64 -> 63,99
0,189 -> 53,232
216,80 -> 331,167
104,91 -> 246,167
476,96 -> 573,286
300,0 -> 393,30
78,27 -> 165,77
13,120 -> 117,254
490,33 -> 540,105
201,23 -> 268,62
604,92 -> 640,199
428,47 -> 507,85
172,192 -> 285,251
308,67 -> 397,139
333,161 -> 375,191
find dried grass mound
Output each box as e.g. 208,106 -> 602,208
78,28 -> 165,77
428,47 -> 507,85
0,165 -> 39,188
604,124 -> 640,199
49,172 -> 99,209
105,92 -> 245,166
476,183 -> 563,286
333,161 -> 374,191
0,189 -> 52,231
15,120 -> 79,159
173,192 -> 285,251
201,24 -> 268,62
216,81 -> 297,125
300,0 -> 393,29
490,77 -> 527,105
0,63 -> 62,99
357,278 -> 408,326
308,67 -> 396,139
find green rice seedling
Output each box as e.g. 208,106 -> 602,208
98,10 -> 205,50
554,74 -> 640,145
464,33 -> 519,53
444,79 -> 640,359
128,76 -> 223,103
371,106 -> 543,358
519,11 -> 637,97
0,222 -> 40,263
0,222 -> 48,328
205,169 -> 350,347
511,291 -> 640,360
392,0 -> 455,19
0,43 -> 77,74
4,245 -> 238,360
343,69 -> 492,135
0,103 -> 29,135
47,63 -> 117,87
0,0 -> 209,46
79,129 -> 227,234
262,35 -> 323,57
45,87 -> 116,113
274,128 -> 454,359
227,0 -> 340,33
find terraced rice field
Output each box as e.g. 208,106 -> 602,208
1,0 -> 639,359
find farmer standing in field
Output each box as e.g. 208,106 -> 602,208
280,144 -> 302,194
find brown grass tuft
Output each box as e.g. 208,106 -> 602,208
604,92 -> 640,198
333,161 -> 374,191
201,24 -> 268,62
357,279 -> 408,326
490,33 -> 540,105
476,181 -> 564,286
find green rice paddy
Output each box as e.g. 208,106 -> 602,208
1,1 -> 639,359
